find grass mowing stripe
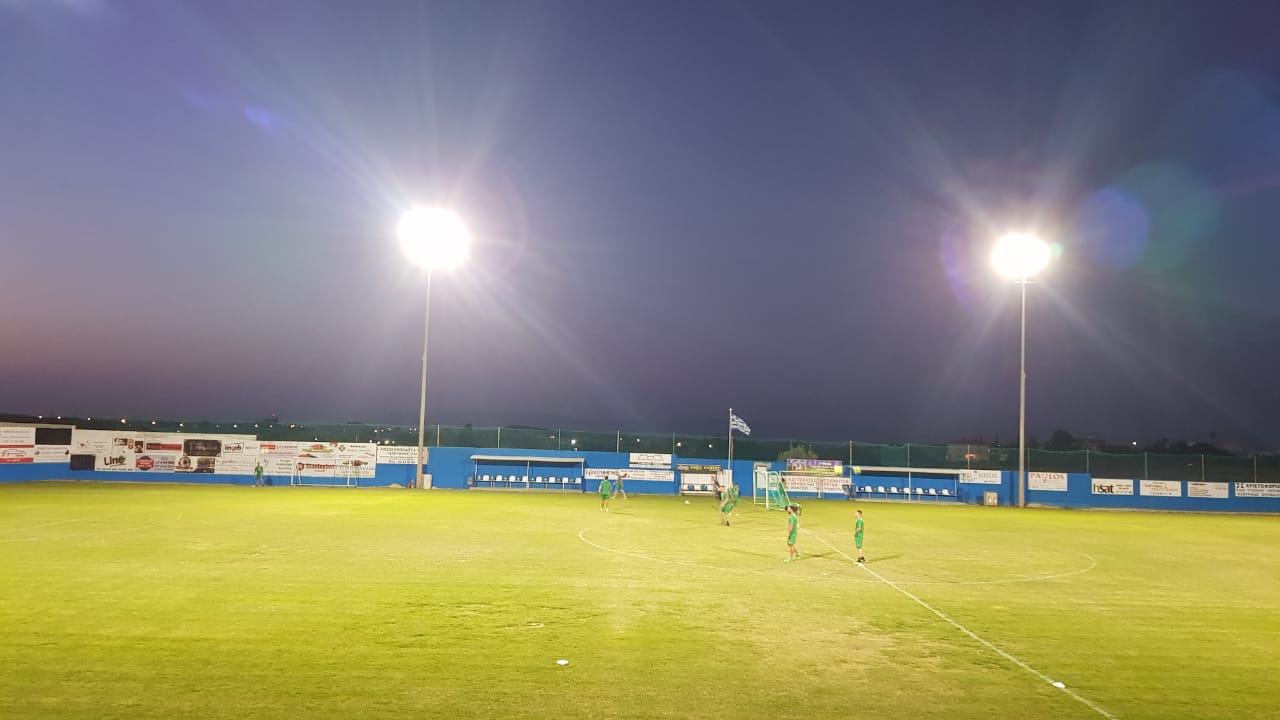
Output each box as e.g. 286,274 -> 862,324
804,527 -> 1120,720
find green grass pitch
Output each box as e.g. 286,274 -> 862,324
2,482 -> 1276,719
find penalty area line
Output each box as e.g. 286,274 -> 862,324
804,529 -> 1118,720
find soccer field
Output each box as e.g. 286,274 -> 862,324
1,483 -> 1276,720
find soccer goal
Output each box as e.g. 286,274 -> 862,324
754,471 -> 802,511
290,461 -> 359,487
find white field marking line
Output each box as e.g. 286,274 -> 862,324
804,529 -> 1119,720
0,512 -> 186,543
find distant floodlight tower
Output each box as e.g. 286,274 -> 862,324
399,206 -> 470,490
992,233 -> 1051,508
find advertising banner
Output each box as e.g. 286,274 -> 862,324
72,429 -> 267,475
786,458 -> 843,476
782,475 -> 848,494
677,464 -> 723,474
286,442 -> 377,479
960,470 -> 1002,485
1186,482 -> 1228,499
1140,480 -> 1182,497
1235,482 -> 1280,498
630,452 -> 672,468
0,426 -> 35,464
376,446 -> 425,465
33,444 -> 71,464
1028,472 -> 1068,491
1091,478 -> 1134,495
587,468 -> 674,482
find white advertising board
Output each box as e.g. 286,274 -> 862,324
1140,480 -> 1182,497
630,452 -> 672,468
586,468 -> 674,482
960,470 -> 1002,485
0,426 -> 35,464
1235,482 -> 1280,498
782,475 -> 848,494
1028,472 -> 1068,492
376,445 -> 425,465
1091,478 -> 1134,495
1186,482 -> 1228,499
73,429 -> 286,475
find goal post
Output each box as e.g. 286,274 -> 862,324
754,471 -> 803,511
290,460 -> 359,487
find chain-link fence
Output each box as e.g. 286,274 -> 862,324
69,418 -> 1280,482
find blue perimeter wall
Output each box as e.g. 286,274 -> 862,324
2,446 -> 1278,513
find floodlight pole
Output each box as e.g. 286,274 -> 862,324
1017,278 -> 1028,508
414,271 -> 433,490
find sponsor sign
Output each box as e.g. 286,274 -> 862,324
0,426 -> 36,464
1140,480 -> 1182,497
1235,482 -> 1280,499
586,468 -> 674,482
630,452 -> 672,468
376,445 -> 425,465
677,464 -> 723,474
960,470 -> 1002,485
287,442 -> 376,479
1091,478 -> 1134,495
1186,482 -> 1228,499
786,458 -> 843,476
782,475 -> 848,494
0,426 -> 36,446
71,429 -> 264,475
1028,472 -> 1068,492
33,445 -> 72,463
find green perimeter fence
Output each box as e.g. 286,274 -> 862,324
65,419 -> 1280,484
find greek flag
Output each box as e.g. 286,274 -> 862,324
729,411 -> 751,436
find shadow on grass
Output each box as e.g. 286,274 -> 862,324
860,553 -> 903,563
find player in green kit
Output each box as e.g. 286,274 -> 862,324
719,486 -> 733,526
785,504 -> 799,561
727,483 -> 740,515
599,477 -> 612,512
854,509 -> 866,564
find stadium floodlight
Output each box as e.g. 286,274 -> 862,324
992,233 -> 1050,508
399,206 -> 471,490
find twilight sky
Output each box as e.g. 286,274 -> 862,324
3,0 -> 1279,448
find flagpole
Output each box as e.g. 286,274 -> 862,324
727,408 -> 734,484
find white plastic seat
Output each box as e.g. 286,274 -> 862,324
941,488 -> 953,497
876,486 -> 886,494
890,486 -> 900,494
928,488 -> 938,497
